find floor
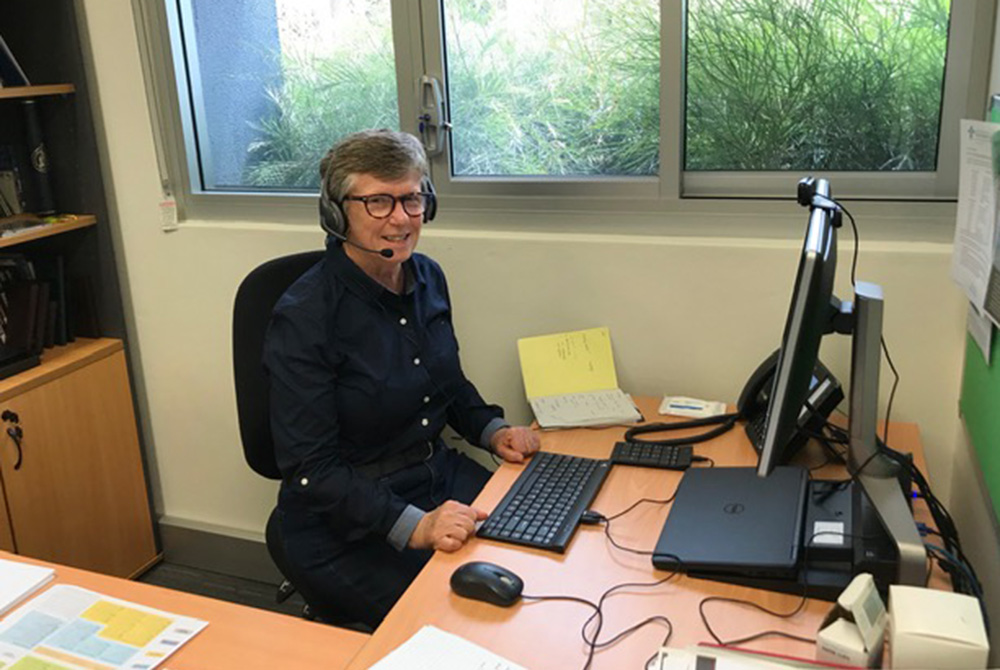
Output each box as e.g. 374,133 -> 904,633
138,561 -> 307,618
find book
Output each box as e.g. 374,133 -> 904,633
517,326 -> 641,428
0,558 -> 53,616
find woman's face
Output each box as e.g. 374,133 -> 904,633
342,172 -> 424,265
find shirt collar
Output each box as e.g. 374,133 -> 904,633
325,238 -> 422,297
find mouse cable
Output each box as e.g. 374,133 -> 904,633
582,573 -> 680,670
522,572 -> 679,670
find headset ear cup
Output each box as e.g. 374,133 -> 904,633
319,190 -> 348,237
422,178 -> 437,223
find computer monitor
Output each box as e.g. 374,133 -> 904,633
757,178 -> 839,476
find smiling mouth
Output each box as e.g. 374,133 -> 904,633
382,233 -> 409,243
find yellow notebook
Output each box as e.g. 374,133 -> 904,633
517,327 -> 640,428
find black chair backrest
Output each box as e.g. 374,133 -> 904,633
233,250 -> 324,480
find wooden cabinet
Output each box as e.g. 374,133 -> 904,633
0,1 -> 160,577
0,339 -> 157,577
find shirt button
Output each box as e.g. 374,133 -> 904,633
421,418 -> 429,427
399,317 -> 407,326
300,477 -> 309,487
423,395 -> 431,404
413,357 -> 421,366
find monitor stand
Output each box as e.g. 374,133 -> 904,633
686,283 -> 925,599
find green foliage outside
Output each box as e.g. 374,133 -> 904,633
444,0 -> 660,176
243,41 -> 400,189
241,0 -> 951,188
688,0 -> 951,171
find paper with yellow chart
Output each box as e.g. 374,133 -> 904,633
0,584 -> 206,670
517,327 -> 641,428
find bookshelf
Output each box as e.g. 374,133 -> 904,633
0,84 -> 75,100
0,1 -> 159,577
0,215 -> 95,248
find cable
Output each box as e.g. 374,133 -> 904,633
624,413 -> 739,447
522,572 -> 678,670
879,335 -> 900,448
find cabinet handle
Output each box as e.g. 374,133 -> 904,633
6,427 -> 22,470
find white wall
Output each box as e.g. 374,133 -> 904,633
79,0 -> 969,545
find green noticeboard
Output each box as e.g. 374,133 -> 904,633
960,333 -> 1000,523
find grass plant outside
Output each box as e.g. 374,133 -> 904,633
241,0 -> 951,188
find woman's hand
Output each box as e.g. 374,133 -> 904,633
490,426 -> 540,464
408,500 -> 487,552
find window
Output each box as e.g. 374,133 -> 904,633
442,0 -> 660,177
158,0 -> 993,204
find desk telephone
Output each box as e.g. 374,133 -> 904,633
625,349 -> 843,466
738,349 -> 844,461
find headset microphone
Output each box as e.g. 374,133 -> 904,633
325,227 -> 395,258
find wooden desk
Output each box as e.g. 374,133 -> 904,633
0,551 -> 370,669
347,397 -> 938,669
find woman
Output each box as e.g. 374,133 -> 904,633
263,129 -> 538,627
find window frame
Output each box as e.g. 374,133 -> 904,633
139,0 -> 996,223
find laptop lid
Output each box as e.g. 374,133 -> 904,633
652,466 -> 808,577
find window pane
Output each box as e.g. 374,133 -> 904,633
686,0 -> 951,172
181,0 -> 398,191
442,0 -> 660,177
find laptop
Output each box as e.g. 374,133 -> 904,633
652,466 -> 808,578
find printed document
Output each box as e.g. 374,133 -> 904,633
517,327 -> 641,428
951,119 -> 1000,314
370,625 -> 526,670
0,584 -> 206,669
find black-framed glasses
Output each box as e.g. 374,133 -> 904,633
340,192 -> 433,219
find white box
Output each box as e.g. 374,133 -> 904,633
817,574 -> 886,668
888,585 -> 989,669
818,617 -> 880,667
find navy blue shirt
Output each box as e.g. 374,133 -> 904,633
263,242 -> 505,549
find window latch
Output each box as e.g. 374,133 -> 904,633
418,75 -> 451,157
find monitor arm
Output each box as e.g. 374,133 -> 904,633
846,282 -> 926,585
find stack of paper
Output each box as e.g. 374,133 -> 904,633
517,327 -> 641,428
371,625 -> 525,670
0,558 -> 54,617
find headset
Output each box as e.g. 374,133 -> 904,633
319,164 -> 438,240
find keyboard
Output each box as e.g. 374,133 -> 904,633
478,452 -> 610,552
745,412 -> 767,453
611,441 -> 693,470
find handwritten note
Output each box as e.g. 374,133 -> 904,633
517,327 -> 619,399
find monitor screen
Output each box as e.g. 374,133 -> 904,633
757,179 -> 838,476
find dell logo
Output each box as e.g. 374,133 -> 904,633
723,503 -> 745,515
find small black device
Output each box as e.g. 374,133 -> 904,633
611,441 -> 693,470
477,451 -> 610,552
450,561 -> 524,607
737,349 -> 844,462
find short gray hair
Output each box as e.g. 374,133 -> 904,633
320,129 -> 428,202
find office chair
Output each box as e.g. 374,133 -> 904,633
232,250 -> 344,623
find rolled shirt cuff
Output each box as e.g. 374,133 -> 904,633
387,504 -> 426,552
480,417 -> 510,451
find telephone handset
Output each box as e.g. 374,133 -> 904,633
624,348 -> 843,458
738,348 -> 844,461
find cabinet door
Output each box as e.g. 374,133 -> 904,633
0,350 -> 156,576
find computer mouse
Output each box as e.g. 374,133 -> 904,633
450,561 -> 524,607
